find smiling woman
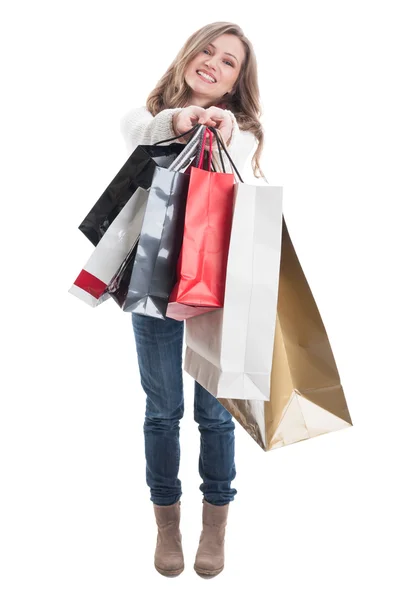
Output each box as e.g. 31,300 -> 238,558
118,21 -> 268,580
120,21 -> 267,182
184,34 -> 245,103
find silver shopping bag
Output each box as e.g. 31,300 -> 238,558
122,125 -> 209,319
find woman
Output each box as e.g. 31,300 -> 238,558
120,21 -> 266,578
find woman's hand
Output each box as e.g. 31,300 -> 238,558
172,106 -> 215,141
172,105 -> 233,148
198,106 -> 234,148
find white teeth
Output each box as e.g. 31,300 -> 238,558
197,70 -> 216,83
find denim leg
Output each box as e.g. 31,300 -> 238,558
194,381 -> 237,506
132,313 -> 184,506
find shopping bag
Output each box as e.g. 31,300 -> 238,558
166,128 -> 236,320
184,183 -> 283,400
69,187 -> 149,306
182,126 -> 282,400
71,123 -> 204,307
208,216 -> 353,451
106,244 -> 138,308
107,127 -> 216,310
78,142 -> 189,246
122,125 -> 206,318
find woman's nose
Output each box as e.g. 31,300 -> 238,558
204,60 -> 217,71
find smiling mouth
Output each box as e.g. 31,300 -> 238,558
196,70 -> 217,83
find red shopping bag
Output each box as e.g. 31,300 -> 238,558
166,129 -> 235,321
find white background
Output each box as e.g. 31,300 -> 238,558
1,0 -> 397,598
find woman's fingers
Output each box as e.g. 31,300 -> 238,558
204,120 -> 217,128
174,106 -> 207,137
199,107 -> 233,145
198,108 -> 217,125
176,106 -> 232,146
189,106 -> 207,126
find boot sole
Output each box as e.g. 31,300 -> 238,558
194,565 -> 224,577
155,563 -> 184,577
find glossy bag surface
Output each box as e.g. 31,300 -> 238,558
102,125 -> 206,311
79,143 -> 186,246
69,187 -> 149,307
166,166 -> 235,321
198,217 -> 353,451
122,167 -> 190,318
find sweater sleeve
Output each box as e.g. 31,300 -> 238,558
120,106 -> 184,154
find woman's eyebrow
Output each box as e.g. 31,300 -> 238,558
208,42 -> 239,64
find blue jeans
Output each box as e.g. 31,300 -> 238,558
132,313 -> 237,507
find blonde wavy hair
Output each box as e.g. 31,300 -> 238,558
146,22 -> 266,179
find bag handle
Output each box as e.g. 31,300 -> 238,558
167,124 -> 204,172
211,127 -> 226,173
152,122 -> 201,146
210,126 -> 270,185
197,129 -> 213,171
207,126 -> 244,183
193,127 -> 207,168
151,119 -> 246,182
168,125 -> 213,173
193,128 -> 216,171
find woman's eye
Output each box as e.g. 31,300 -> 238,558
202,49 -> 234,67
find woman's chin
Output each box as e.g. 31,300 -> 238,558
189,85 -> 218,101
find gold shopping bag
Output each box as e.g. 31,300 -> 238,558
218,216 -> 353,451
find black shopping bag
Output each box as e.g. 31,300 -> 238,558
107,244 -> 137,308
79,143 -> 187,246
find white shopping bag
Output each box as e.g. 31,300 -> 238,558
69,187 -> 149,307
184,182 -> 283,401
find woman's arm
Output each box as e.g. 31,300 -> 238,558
120,106 -> 184,154
120,105 -> 266,183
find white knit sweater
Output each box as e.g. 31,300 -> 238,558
120,106 -> 267,185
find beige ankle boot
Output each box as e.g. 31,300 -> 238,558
194,499 -> 230,577
153,500 -> 184,577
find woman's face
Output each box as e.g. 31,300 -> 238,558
184,34 -> 245,107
